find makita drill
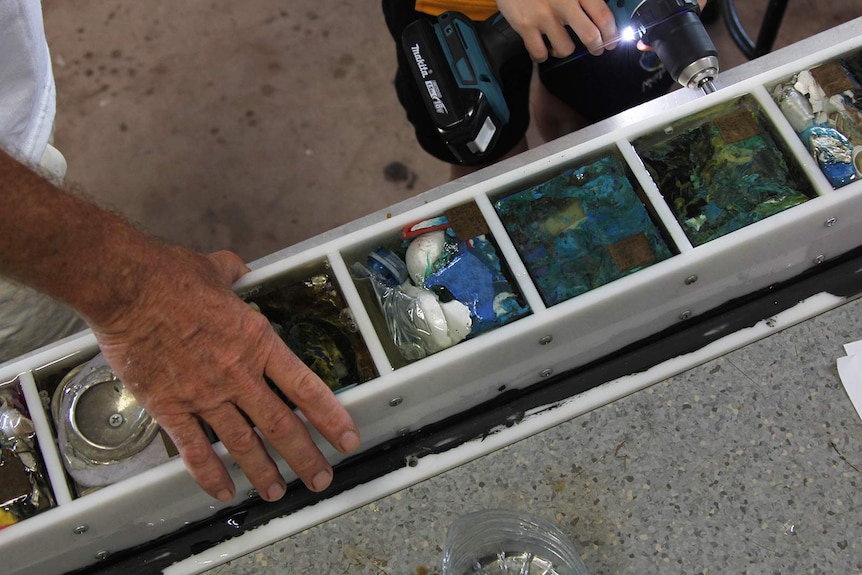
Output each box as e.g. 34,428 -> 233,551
402,0 -> 719,164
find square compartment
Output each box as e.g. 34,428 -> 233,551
34,352 -> 180,498
345,202 -> 531,368
242,261 -> 378,394
634,95 -> 816,246
768,48 -> 862,188
493,150 -> 676,307
1,377 -> 57,524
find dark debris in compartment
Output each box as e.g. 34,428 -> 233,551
248,273 -> 377,393
495,154 -> 674,307
636,98 -> 814,246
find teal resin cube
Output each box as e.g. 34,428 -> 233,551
495,154 -> 674,307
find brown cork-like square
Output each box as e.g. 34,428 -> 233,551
714,109 -> 760,144
608,233 -> 656,273
810,62 -> 854,96
445,202 -> 489,241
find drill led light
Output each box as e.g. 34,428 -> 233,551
620,25 -> 637,42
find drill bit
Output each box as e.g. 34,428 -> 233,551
700,79 -> 717,94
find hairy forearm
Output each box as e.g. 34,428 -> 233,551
0,148 -> 157,327
0,149 -> 361,502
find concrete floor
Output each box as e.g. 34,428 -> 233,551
42,1 -> 862,264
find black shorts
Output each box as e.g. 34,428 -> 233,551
382,0 -> 674,165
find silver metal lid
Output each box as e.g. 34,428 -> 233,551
55,355 -> 159,465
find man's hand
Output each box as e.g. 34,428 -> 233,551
496,0 -> 618,62
91,247 -> 360,502
2,133 -> 359,504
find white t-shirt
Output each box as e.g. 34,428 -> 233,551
0,0 -> 55,165
0,1 -> 84,363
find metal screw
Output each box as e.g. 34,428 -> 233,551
684,275 -> 698,285
388,397 -> 403,407
397,427 -> 410,436
539,335 -> 553,345
73,525 -> 88,535
679,311 -> 692,320
540,368 -> 553,378
96,551 -> 110,561
813,254 -> 825,264
825,217 -> 837,227
247,488 -> 258,499
108,413 -> 124,428
406,455 -> 419,468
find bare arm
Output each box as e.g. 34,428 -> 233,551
0,148 -> 360,502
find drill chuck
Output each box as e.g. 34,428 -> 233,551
644,8 -> 719,90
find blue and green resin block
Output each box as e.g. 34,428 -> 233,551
634,96 -> 815,246
494,153 -> 674,307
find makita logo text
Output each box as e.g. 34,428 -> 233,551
411,44 -> 432,78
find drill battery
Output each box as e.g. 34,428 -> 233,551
401,12 -> 518,164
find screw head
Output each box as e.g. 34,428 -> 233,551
108,413 -> 124,428
96,551 -> 110,561
825,217 -> 837,227
388,397 -> 403,407
679,310 -> 692,320
539,335 -> 553,345
813,254 -> 825,264
684,275 -> 698,285
73,525 -> 88,535
540,368 -> 553,378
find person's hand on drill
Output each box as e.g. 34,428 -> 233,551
496,0 -> 708,62
495,0 -> 618,61
0,149 -> 361,503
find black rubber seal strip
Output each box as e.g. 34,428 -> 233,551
71,244 -> 862,575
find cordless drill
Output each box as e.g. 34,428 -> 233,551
401,0 -> 719,164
